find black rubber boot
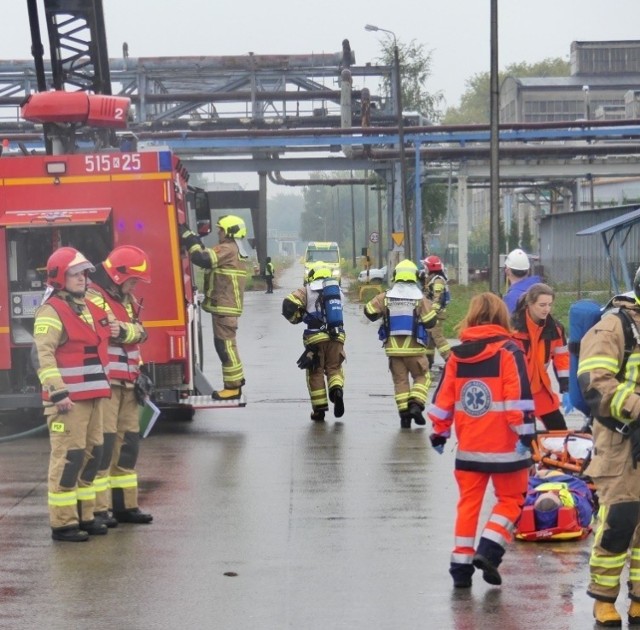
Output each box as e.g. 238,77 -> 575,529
79,519 -> 108,536
114,508 -> 153,524
408,402 -> 426,426
310,409 -> 326,422
449,562 -> 475,588
330,387 -> 345,418
51,525 -> 89,542
94,510 -> 118,528
400,412 -> 412,429
473,537 -> 504,585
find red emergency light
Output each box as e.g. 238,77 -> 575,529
21,91 -> 130,129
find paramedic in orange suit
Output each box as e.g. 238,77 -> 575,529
427,292 -> 535,588
511,282 -> 569,430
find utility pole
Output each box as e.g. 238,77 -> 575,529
489,0 -> 500,293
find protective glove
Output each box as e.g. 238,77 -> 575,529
515,441 -> 531,456
429,432 -> 448,454
179,224 -> 203,251
628,420 -> 640,468
134,372 -> 154,406
296,348 -> 318,371
562,392 -> 574,414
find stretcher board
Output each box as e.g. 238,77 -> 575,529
531,431 -> 593,475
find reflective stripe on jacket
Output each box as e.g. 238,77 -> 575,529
202,240 -> 248,316
577,300 -> 640,423
88,284 -> 143,382
40,296 -> 111,401
512,310 -> 569,417
428,324 -> 535,473
364,288 -> 437,357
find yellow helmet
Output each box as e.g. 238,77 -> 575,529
308,264 -> 331,282
393,259 -> 419,283
217,214 -> 247,239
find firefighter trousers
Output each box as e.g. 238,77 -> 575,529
94,385 -> 142,514
306,340 -> 345,411
212,314 -> 244,388
389,355 -> 430,413
425,320 -> 449,369
47,398 -> 104,529
586,423 -> 640,602
450,468 -> 528,566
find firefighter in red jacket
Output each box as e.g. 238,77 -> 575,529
86,245 -> 153,526
511,282 -> 569,430
33,247 -> 115,542
428,292 -> 535,588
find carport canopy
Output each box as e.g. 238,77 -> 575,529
576,205 -> 640,293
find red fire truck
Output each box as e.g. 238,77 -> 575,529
0,0 -> 243,419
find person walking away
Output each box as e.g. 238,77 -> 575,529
33,247 -> 114,542
577,267 -> 640,627
180,215 -> 249,400
364,259 -> 438,429
419,255 -> 451,369
282,264 -> 345,422
265,256 -> 275,294
428,292 -> 535,588
511,283 -> 569,431
86,245 -> 154,526
503,248 -> 542,315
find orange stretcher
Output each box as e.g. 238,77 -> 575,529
516,431 -> 596,541
531,430 -> 594,477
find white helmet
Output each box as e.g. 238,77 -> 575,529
505,248 -> 530,271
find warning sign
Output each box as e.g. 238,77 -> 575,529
391,232 -> 404,246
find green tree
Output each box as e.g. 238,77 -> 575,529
443,57 -> 570,124
507,214 -> 519,252
498,213 -> 507,255
521,212 -> 534,253
301,176 -> 333,242
419,182 -> 448,251
377,39 -> 444,122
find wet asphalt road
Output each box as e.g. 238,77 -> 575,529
0,264 -> 604,629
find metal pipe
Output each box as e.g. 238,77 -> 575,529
267,170 -> 378,187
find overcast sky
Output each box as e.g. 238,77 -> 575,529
2,1 -> 639,191
2,0 -> 639,107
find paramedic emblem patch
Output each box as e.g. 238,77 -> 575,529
460,380 -> 492,417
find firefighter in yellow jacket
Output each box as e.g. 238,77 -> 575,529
33,247 -> 115,542
86,245 -> 153,527
282,264 -> 346,422
577,270 -> 640,627
364,259 -> 438,428
180,215 -> 249,400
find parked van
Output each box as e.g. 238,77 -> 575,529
304,241 -> 341,284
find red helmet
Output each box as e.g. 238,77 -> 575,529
104,245 -> 151,285
423,255 -> 443,273
46,247 -> 94,289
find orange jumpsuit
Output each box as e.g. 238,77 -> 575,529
428,324 -> 535,584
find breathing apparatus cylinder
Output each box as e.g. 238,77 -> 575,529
322,278 -> 343,336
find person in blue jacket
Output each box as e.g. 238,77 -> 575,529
503,248 -> 542,315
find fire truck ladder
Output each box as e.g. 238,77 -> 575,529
27,0 -> 116,150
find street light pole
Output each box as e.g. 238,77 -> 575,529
365,24 -> 411,260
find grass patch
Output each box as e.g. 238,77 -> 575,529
443,283 -> 613,338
